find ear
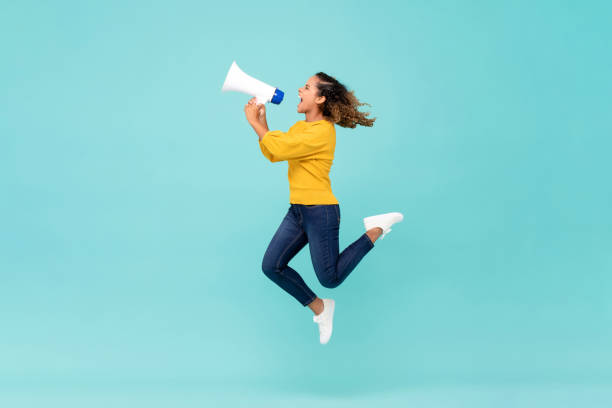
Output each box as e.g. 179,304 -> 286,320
315,95 -> 326,105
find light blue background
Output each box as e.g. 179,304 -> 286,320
2,1 -> 611,406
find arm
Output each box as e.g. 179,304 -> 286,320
245,99 -> 331,162
244,98 -> 269,141
250,120 -> 269,141
258,125 -> 329,162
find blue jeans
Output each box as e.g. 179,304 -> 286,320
262,204 -> 375,306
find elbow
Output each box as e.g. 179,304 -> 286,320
262,154 -> 281,163
266,151 -> 285,162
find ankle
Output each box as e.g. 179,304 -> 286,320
366,227 -> 383,244
309,297 -> 324,315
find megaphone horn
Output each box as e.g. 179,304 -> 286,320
221,61 -> 284,105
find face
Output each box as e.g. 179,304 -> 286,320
297,76 -> 326,114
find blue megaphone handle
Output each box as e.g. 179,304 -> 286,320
271,88 -> 284,104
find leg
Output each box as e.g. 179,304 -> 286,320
303,205 -> 376,289
261,206 -> 318,307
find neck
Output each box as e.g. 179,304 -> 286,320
304,109 -> 324,122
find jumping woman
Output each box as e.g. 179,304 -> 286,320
244,72 -> 404,345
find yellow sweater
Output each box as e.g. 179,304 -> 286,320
259,119 -> 339,204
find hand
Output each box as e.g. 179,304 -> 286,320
244,97 -> 266,124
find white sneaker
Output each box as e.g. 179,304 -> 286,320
363,212 -> 404,240
312,298 -> 335,345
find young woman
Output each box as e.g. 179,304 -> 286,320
244,72 -> 403,345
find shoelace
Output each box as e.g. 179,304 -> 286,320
313,313 -> 326,323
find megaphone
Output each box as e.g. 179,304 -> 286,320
221,61 -> 284,105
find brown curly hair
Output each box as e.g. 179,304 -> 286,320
314,72 -> 376,128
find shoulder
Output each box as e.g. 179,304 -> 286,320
314,120 -> 335,135
289,120 -> 307,131
304,120 -> 335,130
291,120 -> 335,136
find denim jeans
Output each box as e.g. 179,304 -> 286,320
261,204 -> 375,307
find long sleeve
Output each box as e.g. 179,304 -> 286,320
259,122 -> 330,162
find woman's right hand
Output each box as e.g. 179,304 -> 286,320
246,97 -> 267,125
257,102 -> 267,124
244,98 -> 260,124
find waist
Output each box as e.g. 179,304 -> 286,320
289,188 -> 338,205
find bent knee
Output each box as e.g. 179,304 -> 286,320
261,259 -> 279,275
319,278 -> 339,289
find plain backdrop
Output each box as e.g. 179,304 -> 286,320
1,1 -> 611,407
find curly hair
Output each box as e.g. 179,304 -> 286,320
314,72 -> 376,128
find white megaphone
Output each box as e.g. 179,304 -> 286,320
221,61 -> 284,105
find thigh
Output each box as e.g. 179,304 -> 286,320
303,205 -> 340,278
262,206 -> 308,270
